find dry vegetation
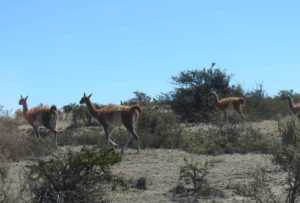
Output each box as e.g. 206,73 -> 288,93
0,111 -> 295,202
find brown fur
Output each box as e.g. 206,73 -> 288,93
285,95 -> 300,116
18,95 -> 58,145
210,91 -> 245,122
25,106 -> 58,127
80,93 -> 142,153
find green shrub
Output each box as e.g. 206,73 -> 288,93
170,65 -> 244,122
273,120 -> 300,203
173,158 -> 224,201
23,146 -> 128,203
181,124 -> 275,155
179,158 -> 210,195
278,117 -> 299,146
137,109 -> 182,149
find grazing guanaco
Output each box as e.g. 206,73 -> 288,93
18,95 -> 58,145
79,93 -> 142,153
210,91 -> 245,123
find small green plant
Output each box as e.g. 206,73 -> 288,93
179,158 -> 210,196
22,146 -> 128,203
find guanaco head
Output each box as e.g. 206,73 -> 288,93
18,95 -> 28,105
79,93 -> 92,104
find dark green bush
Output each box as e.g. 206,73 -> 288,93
23,146 -> 128,203
169,65 -> 244,122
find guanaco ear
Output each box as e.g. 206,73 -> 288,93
20,95 -> 23,99
84,92 -> 86,97
88,93 -> 92,98
25,96 -> 28,100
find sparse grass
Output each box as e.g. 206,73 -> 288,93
0,124 -> 35,161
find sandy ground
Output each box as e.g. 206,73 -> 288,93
8,147 -> 285,202
109,149 -> 285,202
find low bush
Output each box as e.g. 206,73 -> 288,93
180,124 -> 275,155
137,109 -> 183,149
229,169 -> 280,202
58,127 -> 105,147
172,158 -> 223,201
22,146 -> 128,203
179,159 -> 210,195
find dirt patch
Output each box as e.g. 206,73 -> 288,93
109,149 -> 284,202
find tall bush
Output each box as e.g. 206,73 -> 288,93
170,64 -> 243,122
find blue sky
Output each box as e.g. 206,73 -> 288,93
1,1 -> 300,111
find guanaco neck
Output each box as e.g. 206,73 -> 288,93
85,99 -> 99,118
211,92 -> 220,105
287,97 -> 297,113
21,102 -> 28,117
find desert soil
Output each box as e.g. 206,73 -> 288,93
9,120 -> 286,202
9,149 -> 285,202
